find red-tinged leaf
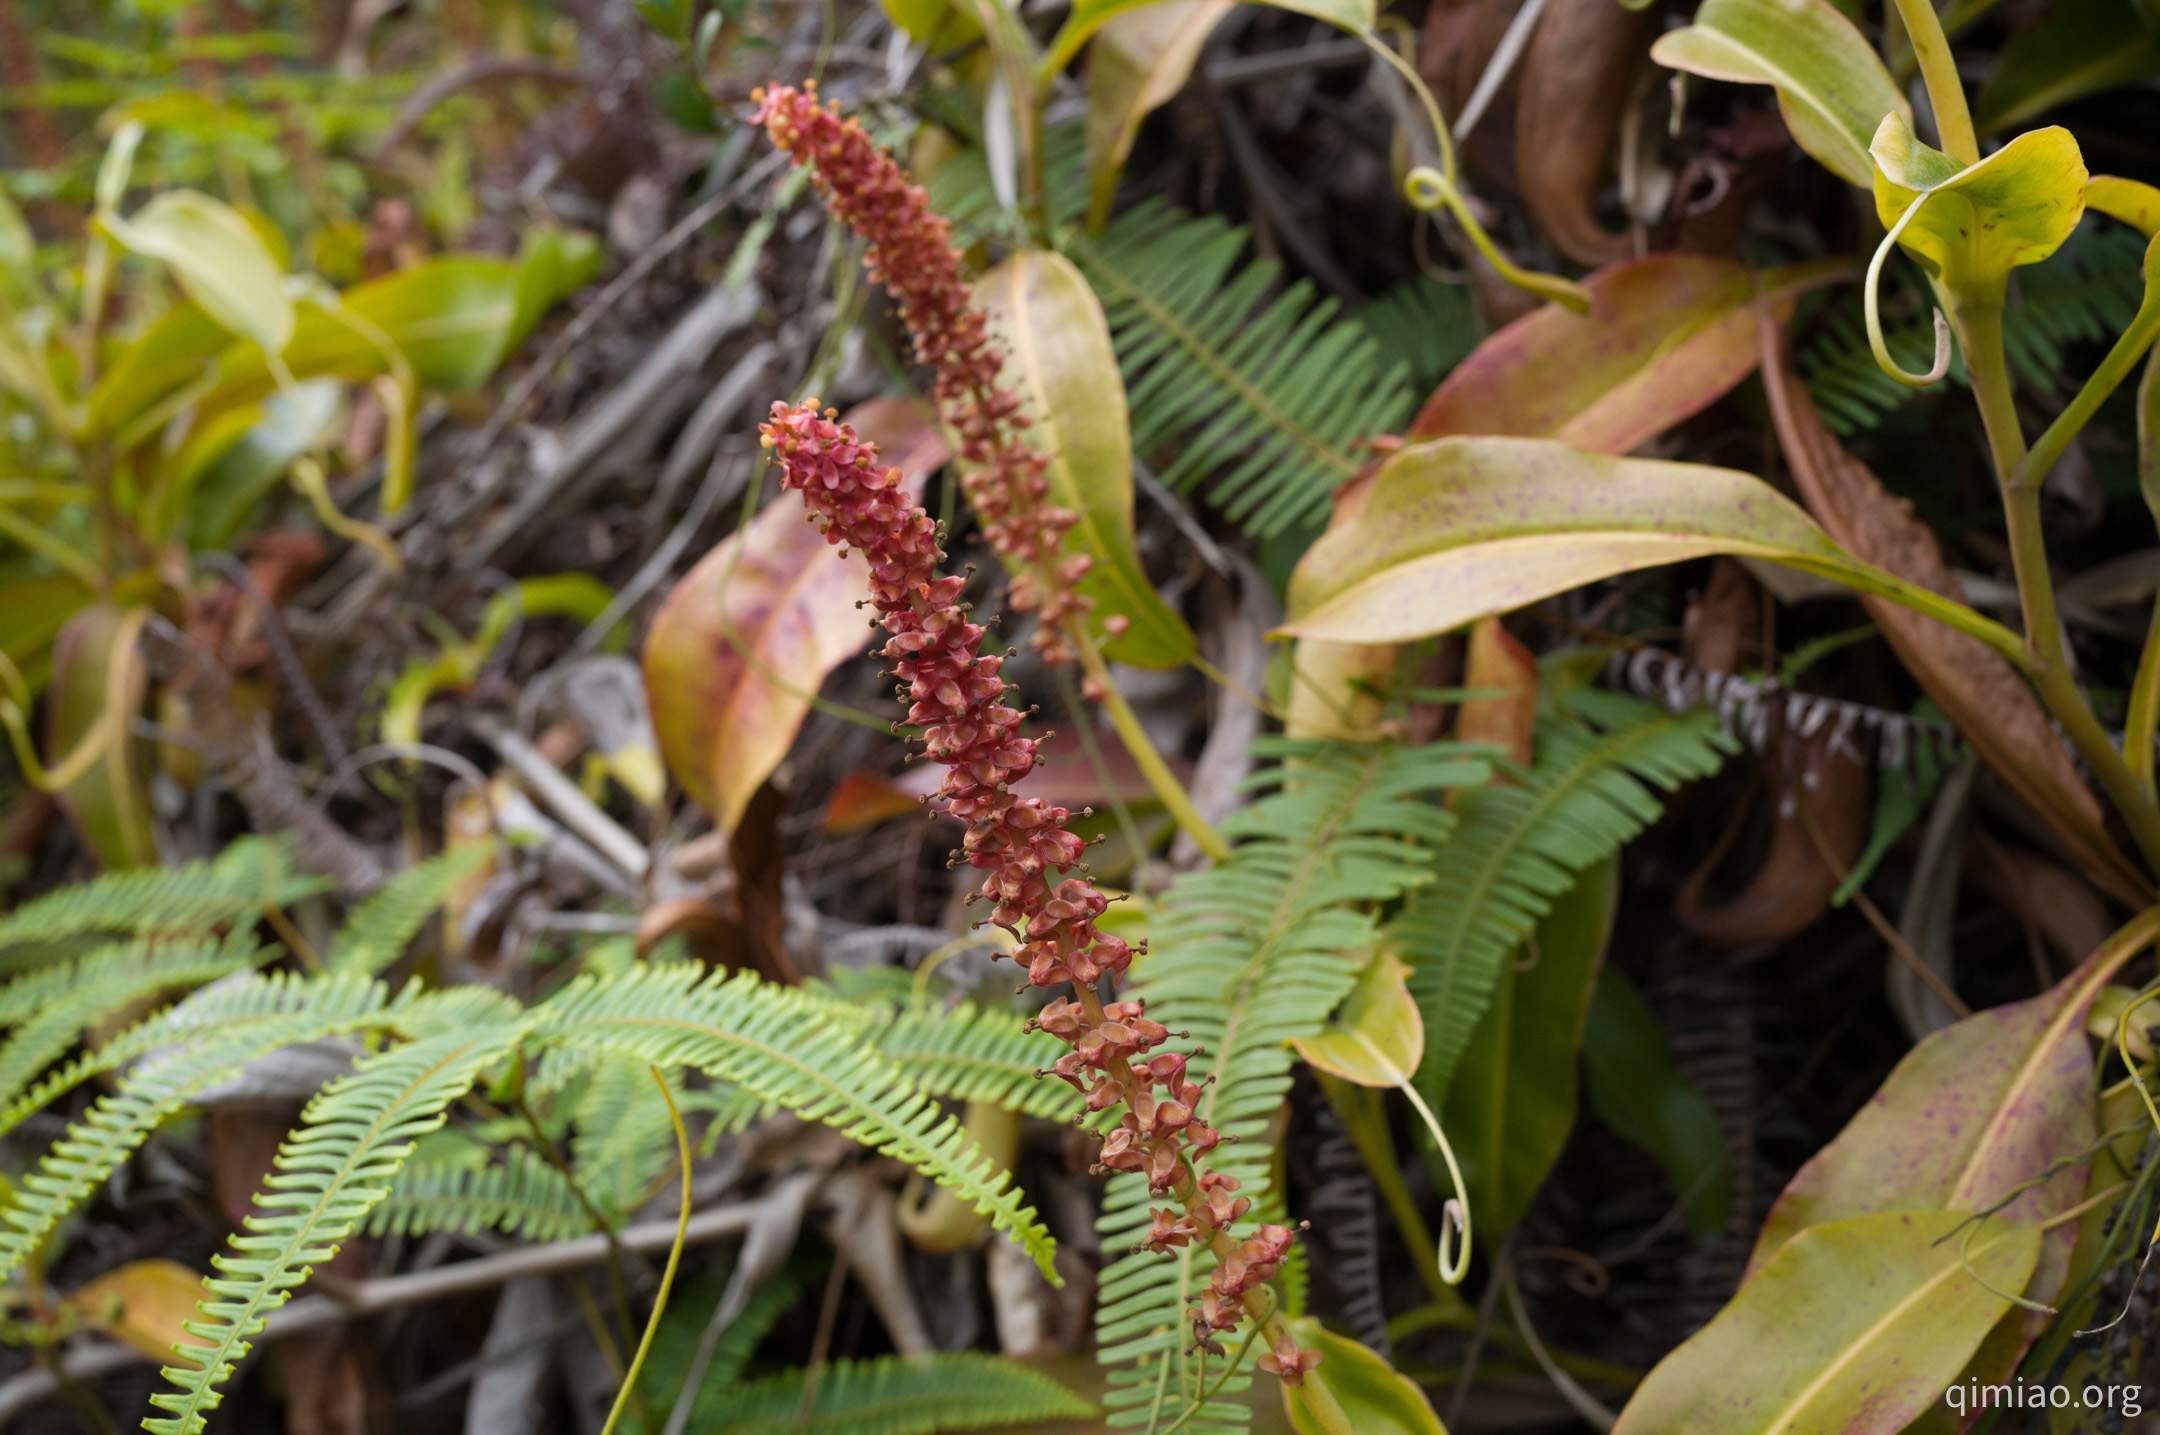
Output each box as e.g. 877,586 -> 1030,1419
1615,1211 -> 2041,1435
643,397 -> 943,834
1748,910 -> 2160,1324
1408,254 -> 1848,454
48,605 -> 154,869
1454,618 -> 1537,765
1759,324 -> 2150,904
822,770 -> 924,833
1514,0 -> 1656,266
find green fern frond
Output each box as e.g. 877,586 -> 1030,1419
571,1052 -> 686,1220
857,1001 -> 1079,1120
1397,691 -> 1733,1113
1097,738 -> 1486,1433
366,1144 -> 592,1242
148,1025 -> 525,1435
330,842 -> 497,975
923,122 -> 1088,245
1354,276 -> 1479,394
1801,222 -> 2146,434
647,1260 -> 808,1413
695,1352 -> 1095,1435
0,973 -> 404,1281
0,836 -> 328,957
532,965 -> 1060,1278
0,969 -> 407,1140
1069,200 -> 1418,538
0,935 -> 263,1117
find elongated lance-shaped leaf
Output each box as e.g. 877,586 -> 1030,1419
1277,437 -> 2025,664
0,974 -> 401,1281
532,965 -> 1061,1279
147,1022 -> 525,1435
1396,693 -> 1732,1115
1095,738 -> 1484,1432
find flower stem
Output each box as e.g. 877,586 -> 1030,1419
1888,0 -> 1977,164
1072,628 -> 1232,864
1965,297 -> 2160,876
598,1069 -> 691,1435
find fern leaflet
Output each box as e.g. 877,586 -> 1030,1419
366,1145 -> 592,1243
0,973 -> 403,1280
1396,690 -> 1733,1113
0,936 -> 262,1114
532,965 -> 1060,1277
147,1023 -> 524,1435
1068,200 -> 1418,539
851,1000 -> 1079,1120
329,842 -> 497,975
0,836 -> 328,957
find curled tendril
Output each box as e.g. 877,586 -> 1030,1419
1864,195 -> 1955,387
1398,1071 -> 1473,1285
1401,165 -> 1593,316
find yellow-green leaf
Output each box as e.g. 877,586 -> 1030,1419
63,1259 -> 207,1367
1281,1318 -> 1447,1435
2088,175 -> 2160,237
1651,0 -> 1908,187
86,230 -> 596,443
976,249 -> 1194,668
1292,951 -> 1423,1086
1613,1211 -> 2041,1435
1871,114 -> 2087,297
1083,0 -> 1234,231
100,190 -> 295,355
48,605 -> 153,870
1275,436 -> 2024,666
1042,0 -> 1371,83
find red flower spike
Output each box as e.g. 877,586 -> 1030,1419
753,87 -> 1318,1389
753,83 -> 1090,662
